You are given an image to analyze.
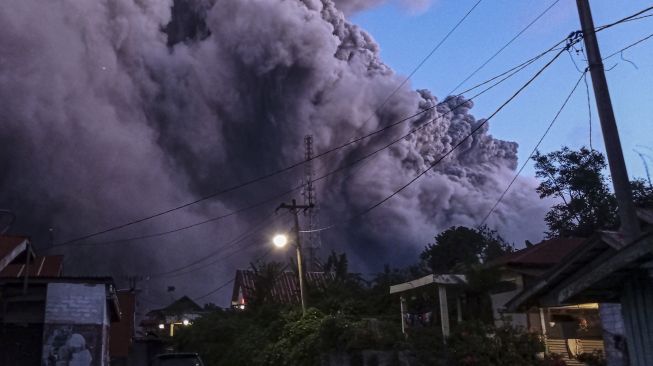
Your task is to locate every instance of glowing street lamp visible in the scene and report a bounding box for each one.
[272,234,288,248]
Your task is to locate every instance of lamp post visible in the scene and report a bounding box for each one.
[273,199,311,316]
[272,230,306,316]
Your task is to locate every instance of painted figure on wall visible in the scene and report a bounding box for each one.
[43,327,93,366]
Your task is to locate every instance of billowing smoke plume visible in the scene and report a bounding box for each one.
[0,0,548,303]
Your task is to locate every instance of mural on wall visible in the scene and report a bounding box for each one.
[42,325,103,366]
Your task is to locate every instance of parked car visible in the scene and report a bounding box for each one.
[151,353,205,366]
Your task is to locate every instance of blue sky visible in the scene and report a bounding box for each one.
[352,0,653,181]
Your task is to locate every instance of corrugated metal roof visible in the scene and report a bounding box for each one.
[0,255,63,278]
[0,235,29,271]
[231,270,333,305]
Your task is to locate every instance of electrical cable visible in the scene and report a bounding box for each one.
[603,32,653,60]
[371,0,483,116]
[304,39,576,233]
[193,248,272,302]
[54,5,645,247]
[52,35,565,248]
[146,211,287,278]
[55,43,557,247]
[150,213,292,279]
[476,70,587,228]
[447,0,561,94]
[596,5,653,31]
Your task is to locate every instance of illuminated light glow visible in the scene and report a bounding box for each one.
[182,319,190,326]
[158,324,165,329]
[239,304,246,310]
[273,234,288,248]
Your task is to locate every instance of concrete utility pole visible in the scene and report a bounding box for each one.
[277,199,313,316]
[576,0,641,241]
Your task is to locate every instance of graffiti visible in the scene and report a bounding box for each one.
[42,325,103,366]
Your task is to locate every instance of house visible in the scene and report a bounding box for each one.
[506,208,653,366]
[0,276,121,365]
[141,296,204,337]
[0,235,132,366]
[488,238,605,365]
[230,269,333,309]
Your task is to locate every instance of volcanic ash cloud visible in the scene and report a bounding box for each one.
[0,0,547,282]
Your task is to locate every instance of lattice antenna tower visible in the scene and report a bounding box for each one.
[302,135,321,266]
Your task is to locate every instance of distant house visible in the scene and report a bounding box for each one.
[231,269,333,309]
[141,296,204,337]
[488,237,605,365]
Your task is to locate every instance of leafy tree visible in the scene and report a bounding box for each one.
[533,147,653,238]
[533,147,617,238]
[420,226,512,274]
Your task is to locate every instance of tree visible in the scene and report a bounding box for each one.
[533,147,653,238]
[533,147,617,238]
[420,226,512,274]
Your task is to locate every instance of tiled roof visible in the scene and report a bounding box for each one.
[491,237,587,268]
[231,270,333,305]
[0,255,63,278]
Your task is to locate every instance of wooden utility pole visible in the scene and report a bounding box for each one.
[576,0,640,241]
[277,199,313,316]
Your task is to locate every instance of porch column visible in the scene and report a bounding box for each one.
[400,295,407,335]
[438,285,450,339]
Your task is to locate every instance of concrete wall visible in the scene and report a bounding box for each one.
[490,274,528,328]
[42,283,110,366]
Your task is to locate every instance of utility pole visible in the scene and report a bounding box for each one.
[576,0,640,241]
[277,199,313,316]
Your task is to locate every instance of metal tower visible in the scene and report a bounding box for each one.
[302,135,321,271]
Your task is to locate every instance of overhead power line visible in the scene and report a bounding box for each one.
[193,248,272,302]
[596,5,653,31]
[56,43,557,248]
[477,70,587,228]
[374,0,483,113]
[603,31,653,60]
[54,6,643,247]
[305,38,577,234]
[146,212,288,278]
[448,0,561,94]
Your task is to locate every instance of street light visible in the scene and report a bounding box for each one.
[272,234,288,248]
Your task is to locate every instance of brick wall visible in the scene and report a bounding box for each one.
[45,283,107,325]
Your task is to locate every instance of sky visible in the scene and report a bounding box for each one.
[351,0,653,180]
